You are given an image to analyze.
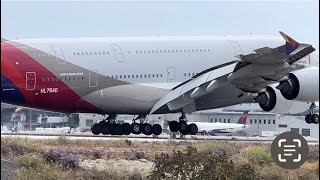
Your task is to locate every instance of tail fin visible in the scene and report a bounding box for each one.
[237,111,249,125]
[279,31,299,55]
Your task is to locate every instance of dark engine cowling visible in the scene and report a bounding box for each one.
[256,84,311,114]
[277,67,319,102]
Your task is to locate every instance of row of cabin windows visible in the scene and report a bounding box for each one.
[134,48,211,55]
[213,118,231,123]
[41,74,164,82]
[184,73,196,77]
[41,76,84,82]
[73,51,110,56]
[108,74,163,79]
[249,119,276,124]
[72,48,212,56]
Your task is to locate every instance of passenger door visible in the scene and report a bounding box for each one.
[167,67,175,82]
[26,72,36,90]
[89,70,98,87]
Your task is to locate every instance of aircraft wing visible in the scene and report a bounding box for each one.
[149,32,316,115]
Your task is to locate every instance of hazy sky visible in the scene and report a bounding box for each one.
[1,0,319,48]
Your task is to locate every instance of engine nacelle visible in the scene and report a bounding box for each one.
[256,85,311,114]
[277,66,319,101]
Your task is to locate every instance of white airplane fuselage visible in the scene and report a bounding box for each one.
[1,36,318,115]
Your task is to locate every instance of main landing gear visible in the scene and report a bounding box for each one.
[90,114,163,136]
[305,102,319,124]
[168,113,198,135]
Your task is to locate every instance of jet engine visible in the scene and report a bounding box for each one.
[255,84,311,114]
[277,66,319,102]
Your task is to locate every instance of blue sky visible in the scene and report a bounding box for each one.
[1,0,319,48]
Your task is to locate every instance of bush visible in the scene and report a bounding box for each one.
[41,148,83,169]
[246,146,272,165]
[234,164,260,180]
[1,140,30,157]
[259,164,286,180]
[16,153,45,169]
[57,136,70,145]
[308,145,319,160]
[149,145,261,180]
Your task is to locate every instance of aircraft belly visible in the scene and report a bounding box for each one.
[81,84,169,114]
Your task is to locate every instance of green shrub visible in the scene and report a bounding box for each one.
[149,146,237,180]
[295,167,319,180]
[56,136,70,145]
[259,164,286,180]
[234,163,261,180]
[16,153,45,169]
[247,146,272,165]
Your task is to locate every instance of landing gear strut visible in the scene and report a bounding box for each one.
[305,102,319,124]
[90,114,163,136]
[169,112,198,135]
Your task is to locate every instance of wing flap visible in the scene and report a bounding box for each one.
[149,62,238,114]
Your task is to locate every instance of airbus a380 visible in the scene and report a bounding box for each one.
[1,32,319,136]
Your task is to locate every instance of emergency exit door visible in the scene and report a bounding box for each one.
[167,67,175,82]
[26,72,36,90]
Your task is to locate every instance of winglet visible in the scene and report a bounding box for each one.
[279,31,299,55]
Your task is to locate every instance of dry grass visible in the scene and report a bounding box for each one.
[1,137,318,180]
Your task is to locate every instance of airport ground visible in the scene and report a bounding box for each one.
[1,135,319,180]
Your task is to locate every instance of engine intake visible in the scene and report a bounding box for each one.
[277,67,319,101]
[256,84,311,114]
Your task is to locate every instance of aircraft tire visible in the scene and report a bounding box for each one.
[179,121,188,135]
[131,123,141,134]
[141,123,153,135]
[91,123,101,135]
[101,123,110,135]
[122,123,131,135]
[152,124,162,135]
[311,114,319,124]
[169,121,179,132]
[305,114,312,124]
[115,124,124,135]
[187,123,198,135]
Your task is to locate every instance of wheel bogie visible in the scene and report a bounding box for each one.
[305,114,319,124]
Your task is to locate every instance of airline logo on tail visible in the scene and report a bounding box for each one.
[237,111,250,127]
[279,31,299,55]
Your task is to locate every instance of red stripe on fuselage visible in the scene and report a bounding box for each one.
[1,41,101,113]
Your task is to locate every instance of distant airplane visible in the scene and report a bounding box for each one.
[167,111,249,135]
[1,32,319,136]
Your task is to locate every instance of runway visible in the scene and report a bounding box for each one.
[1,132,319,145]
